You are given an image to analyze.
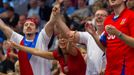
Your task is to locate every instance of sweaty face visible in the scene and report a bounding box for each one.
[23,21,37,35]
[108,0,125,7]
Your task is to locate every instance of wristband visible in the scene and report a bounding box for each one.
[118,32,123,38]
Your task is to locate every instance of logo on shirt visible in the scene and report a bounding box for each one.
[120,18,126,25]
[107,34,116,40]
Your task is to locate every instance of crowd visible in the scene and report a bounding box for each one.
[0,0,134,75]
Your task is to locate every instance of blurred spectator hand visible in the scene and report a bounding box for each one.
[9,51,18,58]
[85,21,96,35]
[2,40,12,50]
[49,3,61,23]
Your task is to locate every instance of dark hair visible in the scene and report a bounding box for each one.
[125,0,128,5]
[7,7,14,12]
[63,13,85,31]
[0,0,3,8]
[0,47,5,55]
[57,47,64,57]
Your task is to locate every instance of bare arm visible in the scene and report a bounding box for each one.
[44,3,61,38]
[10,41,54,60]
[57,16,80,43]
[118,33,134,48]
[44,21,55,38]
[0,19,13,39]
[49,1,80,43]
[66,31,79,56]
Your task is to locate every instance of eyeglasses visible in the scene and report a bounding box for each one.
[95,14,107,17]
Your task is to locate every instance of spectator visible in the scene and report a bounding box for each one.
[70,0,91,24]
[86,9,108,74]
[3,7,19,28]
[63,0,76,16]
[38,0,52,30]
[0,5,56,75]
[16,15,27,34]
[38,0,52,22]
[27,0,39,18]
[87,0,98,6]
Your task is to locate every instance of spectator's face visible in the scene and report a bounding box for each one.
[18,16,26,25]
[95,10,108,29]
[95,10,108,23]
[58,34,68,49]
[108,0,125,7]
[23,21,37,35]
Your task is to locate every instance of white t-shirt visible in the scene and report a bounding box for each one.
[79,32,106,75]
[10,29,52,75]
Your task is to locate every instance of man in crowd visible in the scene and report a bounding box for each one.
[0,4,58,75]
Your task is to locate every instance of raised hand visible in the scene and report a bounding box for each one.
[85,21,96,35]
[105,25,120,36]
[2,40,12,50]
[49,3,61,23]
[5,40,18,49]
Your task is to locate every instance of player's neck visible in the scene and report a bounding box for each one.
[113,4,126,16]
